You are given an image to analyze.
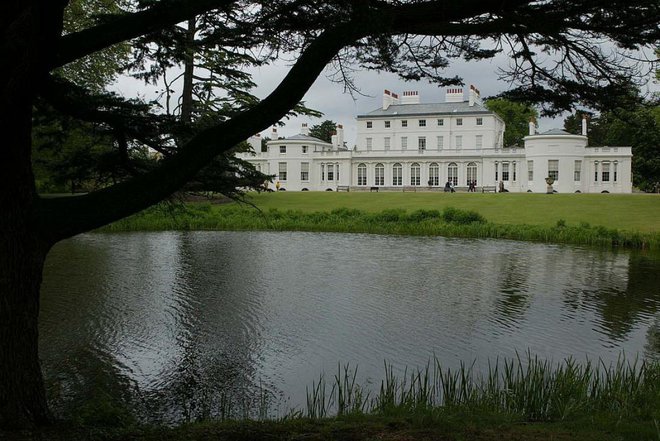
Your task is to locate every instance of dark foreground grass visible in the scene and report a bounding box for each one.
[100,202,660,250]
[5,355,660,440]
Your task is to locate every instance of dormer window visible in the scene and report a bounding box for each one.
[476,117,483,126]
[401,120,408,127]
[279,145,286,154]
[384,121,391,128]
[437,119,444,126]
[456,118,463,126]
[302,145,308,153]
[366,121,373,128]
[418,119,426,127]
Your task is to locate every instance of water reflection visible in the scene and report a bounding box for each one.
[39,232,660,423]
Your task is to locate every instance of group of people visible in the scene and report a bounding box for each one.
[444,180,478,192]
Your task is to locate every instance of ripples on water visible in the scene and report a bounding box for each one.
[39,231,660,422]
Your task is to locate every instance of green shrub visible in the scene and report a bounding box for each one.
[442,207,486,224]
[371,209,406,222]
[407,209,442,222]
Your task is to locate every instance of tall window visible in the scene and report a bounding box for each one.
[410,163,421,186]
[384,137,391,151]
[375,163,384,186]
[301,162,309,181]
[384,121,391,128]
[448,163,458,186]
[528,160,534,181]
[476,117,483,126]
[456,118,463,126]
[336,163,340,180]
[327,163,334,181]
[392,163,402,186]
[366,121,372,128]
[455,135,463,149]
[429,163,439,186]
[437,136,444,150]
[475,135,483,149]
[513,162,517,181]
[548,160,559,181]
[495,162,499,181]
[418,119,426,127]
[602,161,610,182]
[614,162,618,182]
[401,137,408,150]
[321,164,325,181]
[466,162,477,185]
[278,162,287,181]
[594,162,599,181]
[437,119,444,126]
[574,160,582,181]
[366,137,372,151]
[502,162,510,181]
[401,120,408,127]
[279,145,286,154]
[357,163,367,186]
[418,136,426,150]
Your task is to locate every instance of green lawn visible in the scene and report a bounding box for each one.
[240,192,660,233]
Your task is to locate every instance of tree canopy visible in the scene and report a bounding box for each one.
[309,120,337,144]
[485,98,538,147]
[1,0,659,428]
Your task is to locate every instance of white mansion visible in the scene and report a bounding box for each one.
[238,86,632,193]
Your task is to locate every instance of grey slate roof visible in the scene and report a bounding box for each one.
[358,101,491,118]
[537,128,573,136]
[283,134,330,144]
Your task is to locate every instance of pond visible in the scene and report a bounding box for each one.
[40,231,660,422]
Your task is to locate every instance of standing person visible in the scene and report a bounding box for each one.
[444,180,451,192]
[450,180,455,193]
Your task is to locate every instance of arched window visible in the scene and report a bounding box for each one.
[448,162,458,186]
[375,163,385,186]
[410,163,420,186]
[392,163,402,186]
[357,163,367,186]
[466,162,477,186]
[429,163,439,186]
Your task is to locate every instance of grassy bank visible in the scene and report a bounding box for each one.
[7,355,660,440]
[100,200,660,250]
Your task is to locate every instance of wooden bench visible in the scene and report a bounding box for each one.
[481,186,497,193]
[369,186,379,192]
[337,185,350,192]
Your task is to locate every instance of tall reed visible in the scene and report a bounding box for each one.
[304,353,659,423]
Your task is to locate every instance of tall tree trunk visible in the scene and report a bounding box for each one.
[0,0,65,428]
[180,17,196,125]
[0,232,51,428]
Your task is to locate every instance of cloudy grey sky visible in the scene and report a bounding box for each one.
[114,49,657,146]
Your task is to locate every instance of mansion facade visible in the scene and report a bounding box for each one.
[238,86,632,193]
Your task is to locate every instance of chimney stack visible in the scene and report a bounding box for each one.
[271,126,278,139]
[335,124,344,148]
[529,118,536,136]
[581,115,588,136]
[400,90,420,104]
[301,122,310,136]
[445,87,464,103]
[468,85,482,107]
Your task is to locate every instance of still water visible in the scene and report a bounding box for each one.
[40,231,660,422]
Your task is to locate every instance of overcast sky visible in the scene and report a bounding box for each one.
[114,49,657,146]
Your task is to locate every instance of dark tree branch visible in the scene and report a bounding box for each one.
[54,0,236,68]
[38,23,364,241]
